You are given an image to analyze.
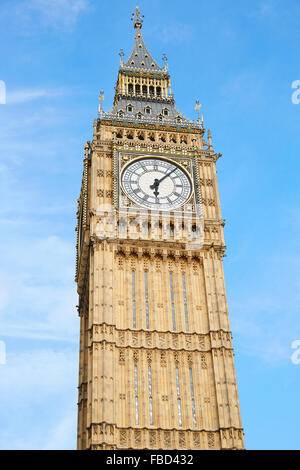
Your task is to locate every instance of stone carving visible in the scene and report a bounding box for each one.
[179,432,185,447]
[119,430,127,446]
[198,335,205,349]
[149,431,156,447]
[146,332,152,346]
[193,433,201,448]
[164,431,171,447]
[134,430,141,446]
[119,349,125,364]
[118,331,125,345]
[132,332,138,346]
[160,351,167,367]
[207,432,214,448]
[201,353,207,369]
[146,351,152,363]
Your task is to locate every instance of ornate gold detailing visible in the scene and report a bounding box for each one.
[98,90,105,115]
[131,6,144,29]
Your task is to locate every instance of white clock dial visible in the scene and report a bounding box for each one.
[121,157,192,210]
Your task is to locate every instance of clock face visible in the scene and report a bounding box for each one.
[121,157,192,210]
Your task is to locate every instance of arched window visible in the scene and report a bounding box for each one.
[191,225,199,239]
[163,108,169,116]
[127,104,133,112]
[156,87,161,97]
[180,136,187,144]
[145,106,151,115]
[128,84,133,94]
[142,222,150,236]
[118,219,126,234]
[167,224,175,237]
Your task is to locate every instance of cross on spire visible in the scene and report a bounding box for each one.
[131,6,144,29]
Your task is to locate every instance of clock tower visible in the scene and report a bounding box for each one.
[75,7,245,450]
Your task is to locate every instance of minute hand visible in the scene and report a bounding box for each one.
[156,167,177,185]
[150,167,177,196]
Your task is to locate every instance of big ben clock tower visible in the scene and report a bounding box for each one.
[75,7,245,450]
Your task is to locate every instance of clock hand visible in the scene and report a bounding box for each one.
[150,167,177,196]
[150,179,160,197]
[156,166,177,185]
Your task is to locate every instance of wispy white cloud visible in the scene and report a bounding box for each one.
[18,0,90,29]
[229,236,300,365]
[0,235,78,342]
[42,406,77,450]
[6,87,65,104]
[0,349,77,449]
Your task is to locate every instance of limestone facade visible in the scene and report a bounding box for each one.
[75,8,244,450]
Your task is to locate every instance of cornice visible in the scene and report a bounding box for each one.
[96,118,204,134]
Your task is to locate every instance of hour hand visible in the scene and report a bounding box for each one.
[150,178,160,197]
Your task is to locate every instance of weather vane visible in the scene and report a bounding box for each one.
[98,90,105,115]
[162,53,168,71]
[195,100,202,124]
[131,6,144,28]
[119,48,125,66]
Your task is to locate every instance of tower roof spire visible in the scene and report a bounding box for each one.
[99,8,202,131]
[125,6,163,73]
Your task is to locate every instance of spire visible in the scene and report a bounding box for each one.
[131,6,144,29]
[123,7,163,73]
[98,8,203,132]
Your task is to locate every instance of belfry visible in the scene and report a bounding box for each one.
[75,7,245,450]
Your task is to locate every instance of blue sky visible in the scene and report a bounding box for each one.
[0,0,299,450]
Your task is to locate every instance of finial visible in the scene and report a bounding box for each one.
[84,142,90,157]
[162,53,168,71]
[131,6,144,29]
[195,100,202,124]
[208,130,213,150]
[98,90,105,115]
[119,48,125,66]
